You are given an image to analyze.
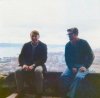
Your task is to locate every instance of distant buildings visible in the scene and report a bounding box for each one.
[0,57,18,63]
[0,51,100,74]
[0,57,11,63]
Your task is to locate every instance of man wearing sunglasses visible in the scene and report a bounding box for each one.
[60,27,94,98]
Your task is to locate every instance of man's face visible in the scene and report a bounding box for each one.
[31,34,40,43]
[67,31,78,41]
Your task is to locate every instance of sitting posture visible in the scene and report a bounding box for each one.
[60,27,94,98]
[15,30,47,98]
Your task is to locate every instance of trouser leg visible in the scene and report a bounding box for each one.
[59,69,75,97]
[15,69,24,93]
[34,66,43,94]
[68,70,89,98]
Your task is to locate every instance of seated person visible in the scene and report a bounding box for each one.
[60,27,94,98]
[15,30,47,98]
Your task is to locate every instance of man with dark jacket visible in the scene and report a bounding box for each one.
[15,30,47,98]
[60,28,94,98]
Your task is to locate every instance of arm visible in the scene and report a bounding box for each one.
[65,44,74,70]
[18,44,27,66]
[83,41,94,69]
[41,44,47,64]
[35,44,47,65]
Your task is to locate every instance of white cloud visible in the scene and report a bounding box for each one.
[0,0,100,48]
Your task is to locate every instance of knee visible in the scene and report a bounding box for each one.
[75,71,87,80]
[75,74,85,80]
[34,66,43,75]
[60,73,68,81]
[15,69,22,74]
[15,69,23,78]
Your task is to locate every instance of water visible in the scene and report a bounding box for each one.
[0,44,65,57]
[0,44,65,74]
[0,47,21,58]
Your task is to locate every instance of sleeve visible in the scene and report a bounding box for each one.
[35,44,47,65]
[83,41,94,68]
[18,44,26,66]
[65,44,74,70]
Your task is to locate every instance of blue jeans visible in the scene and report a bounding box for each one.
[60,68,89,98]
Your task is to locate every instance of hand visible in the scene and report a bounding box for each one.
[28,64,35,71]
[22,65,29,71]
[79,66,87,72]
[28,66,33,71]
[72,68,77,73]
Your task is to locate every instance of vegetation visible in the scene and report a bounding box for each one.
[0,76,11,98]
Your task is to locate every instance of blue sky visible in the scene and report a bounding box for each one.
[0,0,100,49]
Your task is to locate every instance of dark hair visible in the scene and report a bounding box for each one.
[67,27,78,35]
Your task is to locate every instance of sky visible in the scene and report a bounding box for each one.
[0,0,100,49]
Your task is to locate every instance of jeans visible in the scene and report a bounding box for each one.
[60,68,89,98]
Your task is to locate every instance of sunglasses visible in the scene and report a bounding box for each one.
[67,33,74,36]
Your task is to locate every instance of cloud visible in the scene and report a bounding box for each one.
[0,0,100,48]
